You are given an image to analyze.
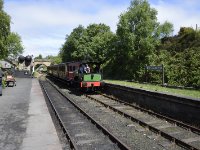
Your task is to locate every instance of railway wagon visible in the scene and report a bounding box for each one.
[47,61,104,90]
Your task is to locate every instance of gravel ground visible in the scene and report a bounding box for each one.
[40,77,70,150]
[47,76,200,150]
[92,94,200,149]
[47,78,183,150]
[0,78,31,150]
[42,79,120,150]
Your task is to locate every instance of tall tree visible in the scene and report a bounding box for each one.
[35,54,43,59]
[6,32,24,59]
[60,24,115,63]
[72,23,115,62]
[157,28,200,87]
[114,0,173,79]
[60,25,85,62]
[158,21,174,38]
[0,0,11,59]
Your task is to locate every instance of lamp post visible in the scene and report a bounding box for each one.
[0,69,2,96]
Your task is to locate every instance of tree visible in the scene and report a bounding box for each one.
[178,27,194,36]
[60,25,85,62]
[6,32,24,59]
[158,21,174,38]
[45,55,62,64]
[60,24,115,63]
[35,54,43,59]
[157,29,200,87]
[112,0,173,79]
[73,23,115,63]
[0,0,11,59]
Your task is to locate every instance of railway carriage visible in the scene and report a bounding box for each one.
[58,63,66,79]
[47,61,104,90]
[50,64,59,77]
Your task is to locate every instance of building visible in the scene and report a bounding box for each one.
[0,60,12,69]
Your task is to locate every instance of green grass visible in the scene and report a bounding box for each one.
[104,80,200,99]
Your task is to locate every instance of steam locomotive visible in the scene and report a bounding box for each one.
[47,61,104,90]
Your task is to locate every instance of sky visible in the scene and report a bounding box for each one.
[4,0,200,57]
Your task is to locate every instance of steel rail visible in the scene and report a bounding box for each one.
[40,81,78,150]
[47,75,200,149]
[100,92,200,135]
[86,94,200,150]
[46,79,131,150]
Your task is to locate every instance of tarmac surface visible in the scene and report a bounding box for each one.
[0,78,62,150]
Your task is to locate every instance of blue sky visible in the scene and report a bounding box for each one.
[4,0,200,57]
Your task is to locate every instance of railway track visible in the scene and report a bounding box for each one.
[98,92,200,134]
[105,83,200,129]
[40,79,130,150]
[46,76,189,149]
[85,93,200,150]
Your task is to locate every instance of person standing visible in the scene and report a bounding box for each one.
[79,64,84,74]
[84,64,90,73]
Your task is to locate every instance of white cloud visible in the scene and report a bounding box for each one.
[4,0,129,57]
[152,0,200,34]
[22,37,65,57]
[4,0,200,58]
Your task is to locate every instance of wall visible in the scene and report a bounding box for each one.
[104,83,200,127]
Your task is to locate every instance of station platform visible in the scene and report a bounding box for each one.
[0,78,62,150]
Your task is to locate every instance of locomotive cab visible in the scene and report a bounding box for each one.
[78,62,104,90]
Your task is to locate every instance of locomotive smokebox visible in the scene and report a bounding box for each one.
[25,55,32,66]
[18,55,25,64]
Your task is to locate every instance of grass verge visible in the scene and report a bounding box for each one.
[104,80,200,99]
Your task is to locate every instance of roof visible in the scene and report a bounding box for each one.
[0,60,12,69]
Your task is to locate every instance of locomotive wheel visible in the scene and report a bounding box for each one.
[70,80,74,87]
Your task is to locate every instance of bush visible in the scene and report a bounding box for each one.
[2,77,6,88]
